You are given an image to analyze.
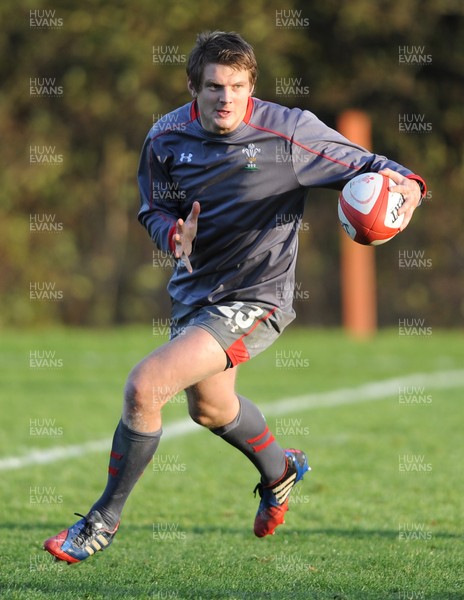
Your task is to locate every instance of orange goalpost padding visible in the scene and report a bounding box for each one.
[337,110,377,338]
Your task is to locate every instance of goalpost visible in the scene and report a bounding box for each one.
[337,110,377,338]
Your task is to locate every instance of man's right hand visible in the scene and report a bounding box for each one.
[173,201,200,273]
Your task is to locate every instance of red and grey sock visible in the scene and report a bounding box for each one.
[211,394,286,485]
[90,419,162,529]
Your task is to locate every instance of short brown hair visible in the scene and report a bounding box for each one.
[187,31,258,93]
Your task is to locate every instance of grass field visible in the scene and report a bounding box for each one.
[0,326,463,600]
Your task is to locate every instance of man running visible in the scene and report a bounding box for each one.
[44,31,425,563]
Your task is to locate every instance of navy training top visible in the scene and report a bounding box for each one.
[138,97,425,310]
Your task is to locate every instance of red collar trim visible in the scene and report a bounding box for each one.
[243,96,254,123]
[190,100,199,120]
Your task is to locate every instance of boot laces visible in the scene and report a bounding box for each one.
[72,512,102,548]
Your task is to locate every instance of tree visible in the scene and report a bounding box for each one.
[1,0,463,327]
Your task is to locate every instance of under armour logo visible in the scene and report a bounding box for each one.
[180,152,193,163]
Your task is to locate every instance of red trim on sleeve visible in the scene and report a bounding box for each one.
[248,122,360,172]
[168,224,176,253]
[406,174,427,199]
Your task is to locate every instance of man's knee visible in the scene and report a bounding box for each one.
[189,405,220,429]
[185,386,206,426]
[185,386,213,427]
[124,366,172,415]
[124,369,149,412]
[186,385,237,429]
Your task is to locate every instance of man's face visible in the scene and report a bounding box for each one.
[189,63,253,134]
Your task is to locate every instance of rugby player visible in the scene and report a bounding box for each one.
[44,31,425,563]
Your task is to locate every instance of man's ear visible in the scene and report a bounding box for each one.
[187,79,197,98]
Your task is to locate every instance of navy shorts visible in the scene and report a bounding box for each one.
[170,300,295,368]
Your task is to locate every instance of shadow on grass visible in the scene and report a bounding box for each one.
[5,578,464,600]
[1,521,461,541]
[3,521,462,600]
[185,524,461,541]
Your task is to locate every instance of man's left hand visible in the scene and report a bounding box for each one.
[379,168,422,231]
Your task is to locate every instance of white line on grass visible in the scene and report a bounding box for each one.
[1,369,463,472]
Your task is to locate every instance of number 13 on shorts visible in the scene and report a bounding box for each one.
[217,302,264,332]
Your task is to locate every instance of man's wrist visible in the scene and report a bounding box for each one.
[406,174,427,204]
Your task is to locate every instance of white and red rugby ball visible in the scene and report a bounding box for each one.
[338,172,404,245]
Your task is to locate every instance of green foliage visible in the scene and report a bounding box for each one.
[1,0,463,326]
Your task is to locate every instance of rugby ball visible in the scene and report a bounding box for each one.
[338,172,404,245]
